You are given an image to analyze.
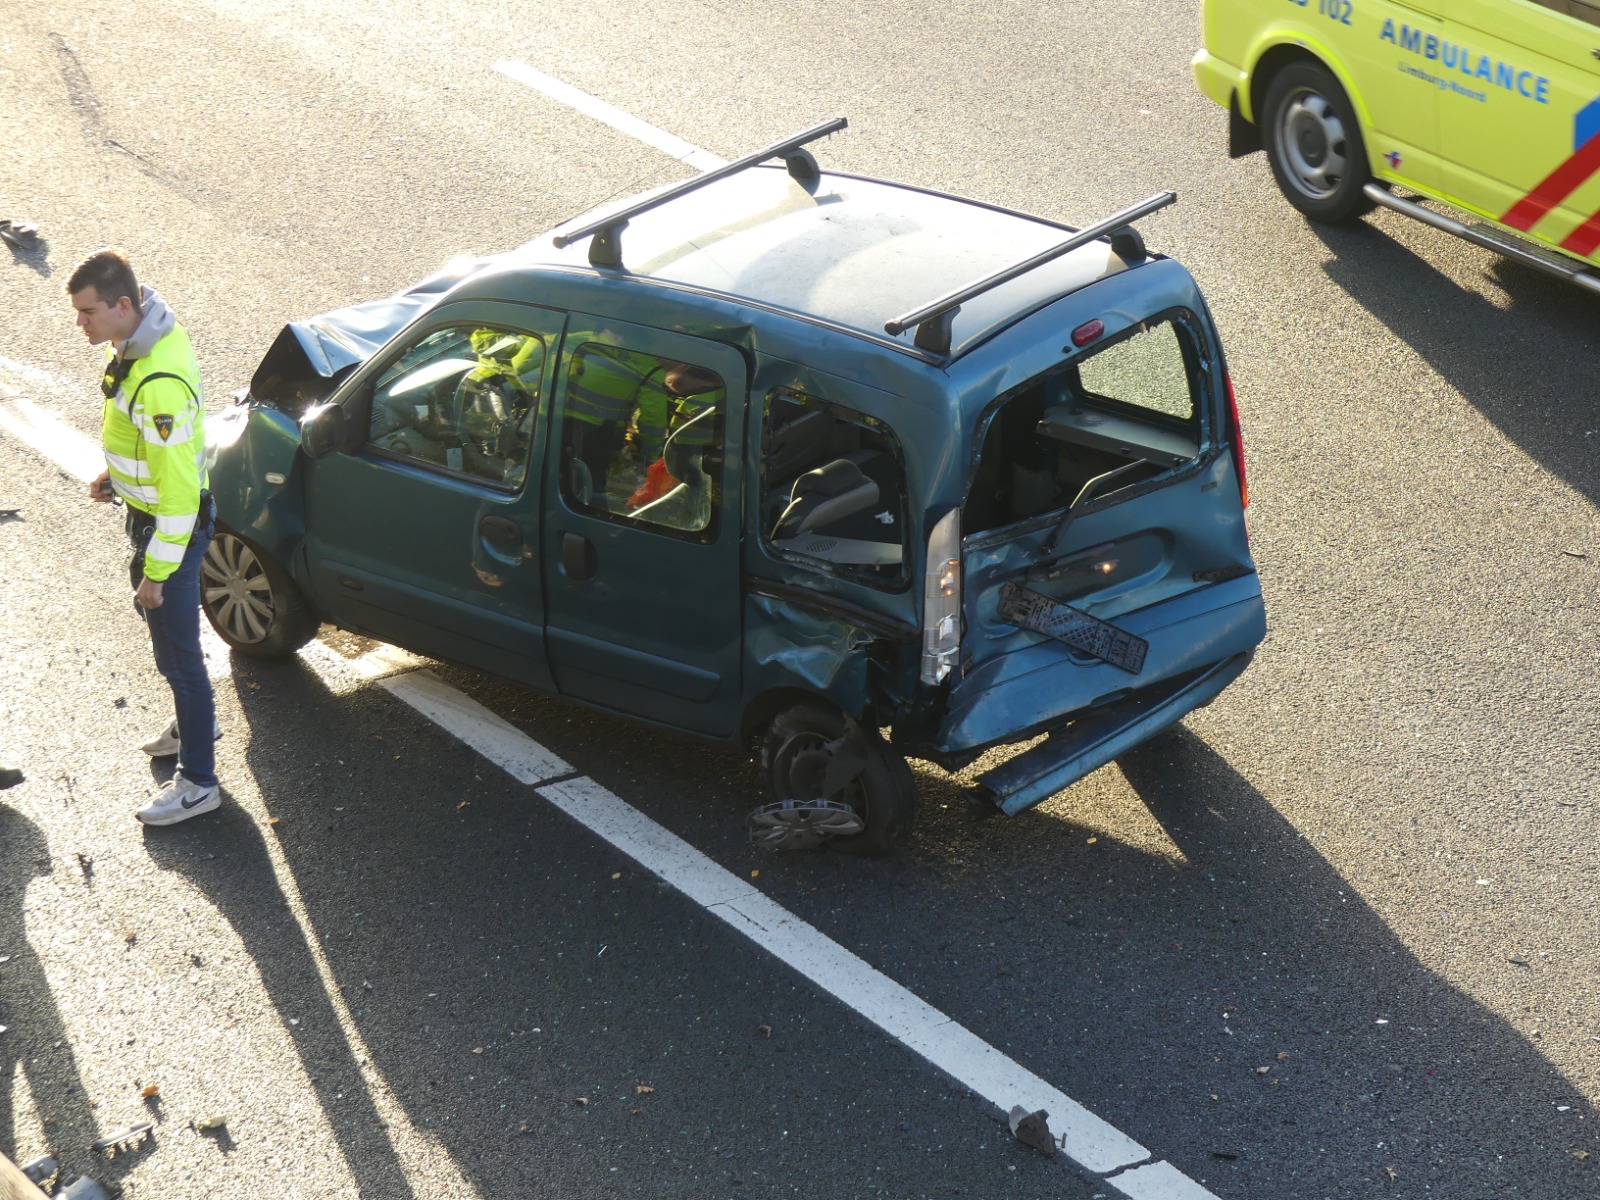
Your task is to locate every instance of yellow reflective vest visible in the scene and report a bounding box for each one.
[101,315,208,583]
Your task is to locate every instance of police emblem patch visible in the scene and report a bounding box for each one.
[154,414,175,441]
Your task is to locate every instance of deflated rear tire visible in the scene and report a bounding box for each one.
[201,528,320,659]
[758,701,916,855]
[1262,61,1375,224]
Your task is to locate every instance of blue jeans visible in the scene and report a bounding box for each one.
[133,501,217,788]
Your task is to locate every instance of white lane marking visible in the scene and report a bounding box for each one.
[200,622,236,683]
[0,390,104,481]
[379,670,572,784]
[1111,1160,1226,1200]
[538,777,1150,1175]
[301,637,429,684]
[493,61,729,172]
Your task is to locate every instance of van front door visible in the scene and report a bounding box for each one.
[541,319,746,736]
[302,301,562,689]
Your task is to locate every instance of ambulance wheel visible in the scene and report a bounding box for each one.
[1262,61,1375,224]
[759,702,916,855]
[201,529,320,659]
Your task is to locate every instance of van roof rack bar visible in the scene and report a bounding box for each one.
[553,118,849,267]
[883,191,1178,356]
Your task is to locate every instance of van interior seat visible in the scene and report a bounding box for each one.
[772,457,881,539]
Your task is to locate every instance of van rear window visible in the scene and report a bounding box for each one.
[966,313,1205,535]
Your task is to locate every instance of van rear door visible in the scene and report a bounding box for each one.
[940,305,1265,813]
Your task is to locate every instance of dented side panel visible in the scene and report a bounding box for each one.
[741,592,886,727]
[207,401,308,568]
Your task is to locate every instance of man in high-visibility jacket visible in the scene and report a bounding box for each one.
[71,249,221,826]
[564,344,672,493]
[626,362,725,511]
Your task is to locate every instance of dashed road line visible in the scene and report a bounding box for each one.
[493,61,729,172]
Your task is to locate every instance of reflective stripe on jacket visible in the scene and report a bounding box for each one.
[566,345,671,459]
[102,321,207,583]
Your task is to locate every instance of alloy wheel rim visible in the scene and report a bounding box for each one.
[201,535,274,644]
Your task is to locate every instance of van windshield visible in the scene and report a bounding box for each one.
[965,313,1205,535]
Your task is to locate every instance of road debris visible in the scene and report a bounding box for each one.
[193,1115,228,1131]
[0,219,39,248]
[1007,1105,1056,1155]
[91,1122,153,1155]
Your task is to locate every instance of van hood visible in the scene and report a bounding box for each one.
[248,252,503,412]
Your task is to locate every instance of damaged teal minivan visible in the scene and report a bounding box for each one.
[202,121,1265,853]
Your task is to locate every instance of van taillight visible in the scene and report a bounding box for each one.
[920,508,962,685]
[1224,372,1248,509]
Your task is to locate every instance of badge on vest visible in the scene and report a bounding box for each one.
[154,414,175,441]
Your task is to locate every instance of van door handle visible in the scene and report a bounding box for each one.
[562,532,598,581]
[479,515,523,549]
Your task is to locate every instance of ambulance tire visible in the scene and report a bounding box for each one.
[761,702,917,855]
[200,528,321,659]
[1262,61,1375,224]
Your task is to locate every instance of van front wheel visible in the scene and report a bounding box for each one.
[1262,61,1374,224]
[201,529,320,659]
[757,702,916,855]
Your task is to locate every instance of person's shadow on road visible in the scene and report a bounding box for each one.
[0,805,113,1183]
[139,792,421,1200]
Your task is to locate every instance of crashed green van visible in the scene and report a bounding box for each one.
[202,121,1265,853]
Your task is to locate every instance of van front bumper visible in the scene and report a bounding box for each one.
[1192,49,1241,111]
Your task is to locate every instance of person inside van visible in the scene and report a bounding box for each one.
[627,362,725,509]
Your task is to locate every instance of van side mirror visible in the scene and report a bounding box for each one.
[300,402,350,460]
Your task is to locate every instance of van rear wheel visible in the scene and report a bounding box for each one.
[1262,61,1375,224]
[756,702,916,855]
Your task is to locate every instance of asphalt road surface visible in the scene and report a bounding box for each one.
[2,2,1598,1198]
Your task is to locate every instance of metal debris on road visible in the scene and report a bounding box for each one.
[90,1121,153,1155]
[0,219,38,248]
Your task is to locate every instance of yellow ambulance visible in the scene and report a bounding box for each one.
[1194,0,1600,293]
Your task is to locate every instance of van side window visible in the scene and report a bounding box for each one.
[557,342,725,539]
[367,325,544,489]
[760,391,907,587]
[1524,0,1599,28]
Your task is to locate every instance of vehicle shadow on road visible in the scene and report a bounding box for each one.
[1101,727,1597,1198]
[0,804,106,1184]
[1310,220,1600,509]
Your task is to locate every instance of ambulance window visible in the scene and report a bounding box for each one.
[366,325,545,490]
[557,342,726,540]
[760,391,908,588]
[1524,0,1599,27]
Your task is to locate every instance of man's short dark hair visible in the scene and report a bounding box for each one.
[67,248,140,307]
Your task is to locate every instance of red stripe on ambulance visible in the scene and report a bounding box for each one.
[1501,132,1600,231]
[1559,209,1600,258]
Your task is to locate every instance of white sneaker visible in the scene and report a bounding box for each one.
[140,719,222,758]
[136,776,221,826]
